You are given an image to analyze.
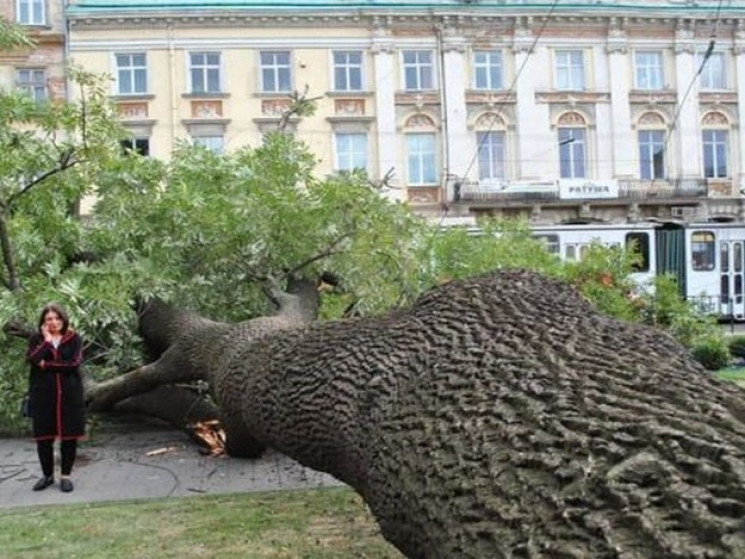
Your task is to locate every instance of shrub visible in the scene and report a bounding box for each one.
[691,337,731,371]
[727,335,745,360]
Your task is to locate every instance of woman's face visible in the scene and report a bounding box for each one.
[44,311,63,334]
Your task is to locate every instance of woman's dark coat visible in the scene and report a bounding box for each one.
[27,331,85,440]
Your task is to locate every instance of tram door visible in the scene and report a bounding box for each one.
[719,241,745,319]
[655,226,686,298]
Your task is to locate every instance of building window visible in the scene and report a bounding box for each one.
[473,50,503,90]
[17,69,46,101]
[406,133,437,185]
[477,131,505,182]
[559,127,586,178]
[333,51,363,92]
[193,136,225,154]
[702,130,728,178]
[261,51,292,93]
[335,132,367,172]
[638,129,666,180]
[17,0,44,25]
[634,51,664,90]
[699,51,726,90]
[121,138,150,156]
[189,52,221,94]
[555,50,585,91]
[402,50,435,91]
[115,53,147,95]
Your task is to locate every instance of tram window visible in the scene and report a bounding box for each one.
[721,242,729,273]
[626,233,650,272]
[534,234,560,255]
[735,243,743,273]
[736,275,743,297]
[580,245,590,260]
[691,231,715,271]
[721,275,730,305]
[566,245,577,261]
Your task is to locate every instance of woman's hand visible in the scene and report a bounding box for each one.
[41,324,52,342]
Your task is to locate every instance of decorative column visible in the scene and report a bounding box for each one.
[606,18,636,178]
[735,21,745,192]
[440,29,469,201]
[674,19,701,178]
[371,22,402,201]
[514,17,551,180]
[593,45,614,180]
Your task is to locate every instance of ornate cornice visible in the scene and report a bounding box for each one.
[535,91,611,104]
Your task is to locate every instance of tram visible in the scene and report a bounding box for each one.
[530,222,745,320]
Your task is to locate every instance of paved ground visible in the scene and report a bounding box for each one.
[0,419,342,509]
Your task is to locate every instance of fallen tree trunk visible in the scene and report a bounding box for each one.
[202,270,745,558]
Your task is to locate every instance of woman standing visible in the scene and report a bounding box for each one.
[26,303,85,493]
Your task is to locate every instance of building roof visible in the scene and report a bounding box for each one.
[66,0,745,16]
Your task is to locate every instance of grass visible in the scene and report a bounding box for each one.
[0,487,403,559]
[716,365,745,386]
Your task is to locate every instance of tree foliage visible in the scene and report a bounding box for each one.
[0,23,724,434]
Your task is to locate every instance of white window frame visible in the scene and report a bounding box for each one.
[334,132,368,172]
[558,128,587,179]
[406,132,438,185]
[17,0,44,25]
[114,52,148,95]
[477,131,505,182]
[555,50,585,91]
[699,51,726,90]
[473,50,503,90]
[702,129,729,179]
[188,51,222,95]
[260,51,292,93]
[16,68,46,101]
[638,129,666,180]
[634,50,664,90]
[332,51,364,92]
[193,135,225,154]
[402,50,436,91]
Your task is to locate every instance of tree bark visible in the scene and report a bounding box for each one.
[196,270,745,558]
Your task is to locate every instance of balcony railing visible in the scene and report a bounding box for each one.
[618,178,708,199]
[456,177,709,202]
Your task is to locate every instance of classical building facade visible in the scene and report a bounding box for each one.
[0,0,67,102]
[61,1,745,223]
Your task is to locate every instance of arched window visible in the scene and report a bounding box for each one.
[557,111,587,179]
[404,114,438,186]
[475,112,506,185]
[637,111,667,180]
[701,111,730,179]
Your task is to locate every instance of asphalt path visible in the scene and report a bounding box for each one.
[0,419,342,509]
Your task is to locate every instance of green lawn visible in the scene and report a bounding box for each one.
[716,366,745,385]
[0,487,402,559]
[716,365,745,389]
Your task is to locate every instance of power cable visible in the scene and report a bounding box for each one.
[459,0,562,188]
[662,0,725,156]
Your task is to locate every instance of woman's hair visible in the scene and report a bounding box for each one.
[38,303,70,334]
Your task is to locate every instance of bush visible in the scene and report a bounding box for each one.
[727,335,745,360]
[691,337,731,371]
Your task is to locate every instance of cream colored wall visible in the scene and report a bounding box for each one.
[69,24,375,174]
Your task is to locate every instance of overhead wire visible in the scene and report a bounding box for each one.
[662,0,725,155]
[459,0,563,187]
